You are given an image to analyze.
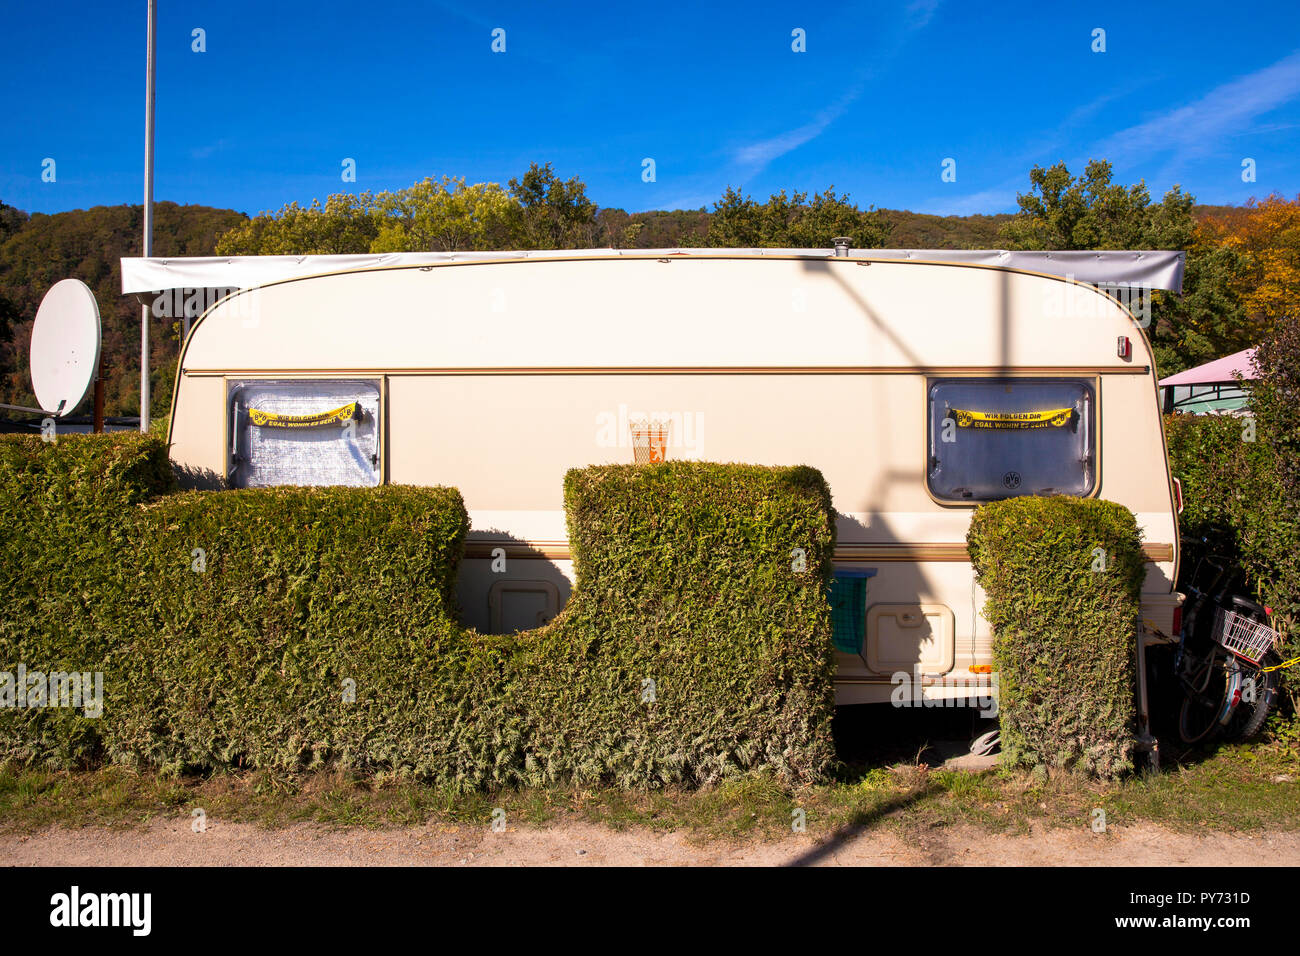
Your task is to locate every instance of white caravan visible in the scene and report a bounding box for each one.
[122,247,1185,722]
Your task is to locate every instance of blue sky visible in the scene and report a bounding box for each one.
[3,1,1299,219]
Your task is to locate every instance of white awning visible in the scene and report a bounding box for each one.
[121,248,1185,295]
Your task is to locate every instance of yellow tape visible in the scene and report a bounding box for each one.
[248,401,360,429]
[951,407,1075,429]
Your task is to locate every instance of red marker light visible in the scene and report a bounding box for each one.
[1117,335,1131,359]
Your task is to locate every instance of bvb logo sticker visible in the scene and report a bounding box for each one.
[1002,471,1021,490]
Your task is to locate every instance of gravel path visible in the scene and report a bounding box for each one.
[9,821,1300,866]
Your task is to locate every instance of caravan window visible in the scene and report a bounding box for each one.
[227,379,381,488]
[926,378,1095,502]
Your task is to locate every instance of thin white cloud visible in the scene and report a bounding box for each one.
[430,0,495,31]
[1095,48,1300,167]
[929,53,1300,218]
[913,186,1020,217]
[1249,121,1300,134]
[905,0,943,31]
[732,89,862,169]
[728,2,943,177]
[922,87,1142,218]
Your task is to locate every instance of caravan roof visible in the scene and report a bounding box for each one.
[120,248,1186,295]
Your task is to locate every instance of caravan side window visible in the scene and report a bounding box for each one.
[926,377,1095,502]
[227,379,381,488]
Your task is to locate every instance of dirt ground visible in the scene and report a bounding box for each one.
[9,820,1300,866]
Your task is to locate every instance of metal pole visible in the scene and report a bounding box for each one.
[141,0,156,433]
[93,353,104,433]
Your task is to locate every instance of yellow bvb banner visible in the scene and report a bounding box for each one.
[951,407,1074,429]
[248,401,360,429]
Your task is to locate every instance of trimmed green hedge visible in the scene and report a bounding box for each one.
[1165,413,1300,715]
[968,496,1145,777]
[1,436,836,787]
[0,434,177,766]
[519,463,838,787]
[106,485,490,780]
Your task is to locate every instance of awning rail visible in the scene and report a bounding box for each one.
[120,248,1186,295]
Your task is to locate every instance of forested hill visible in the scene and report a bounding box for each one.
[878,210,1016,248]
[0,197,1241,417]
[0,201,246,415]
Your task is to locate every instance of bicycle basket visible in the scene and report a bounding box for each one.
[1211,607,1279,665]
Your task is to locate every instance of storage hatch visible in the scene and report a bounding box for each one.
[488,579,560,634]
[866,603,955,676]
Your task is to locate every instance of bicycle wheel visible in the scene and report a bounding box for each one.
[1225,663,1279,742]
[1178,659,1231,745]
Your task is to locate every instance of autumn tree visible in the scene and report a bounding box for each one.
[1223,195,1300,492]
[1000,160,1171,249]
[507,162,600,249]
[1000,160,1245,374]
[370,177,520,252]
[703,186,891,249]
[1156,195,1299,373]
[216,166,604,255]
[214,193,380,255]
[594,208,638,248]
[1214,194,1300,331]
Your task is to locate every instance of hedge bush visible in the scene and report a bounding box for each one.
[1164,412,1300,715]
[967,496,1145,777]
[0,433,177,766]
[105,485,498,781]
[1251,314,1300,501]
[517,463,838,787]
[1,436,837,788]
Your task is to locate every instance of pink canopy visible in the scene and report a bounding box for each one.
[1159,347,1258,387]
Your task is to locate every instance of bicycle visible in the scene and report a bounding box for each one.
[1174,554,1281,746]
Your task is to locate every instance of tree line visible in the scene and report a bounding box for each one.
[211,160,1299,378]
[1,160,1296,416]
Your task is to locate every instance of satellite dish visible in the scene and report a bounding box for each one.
[30,278,101,417]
